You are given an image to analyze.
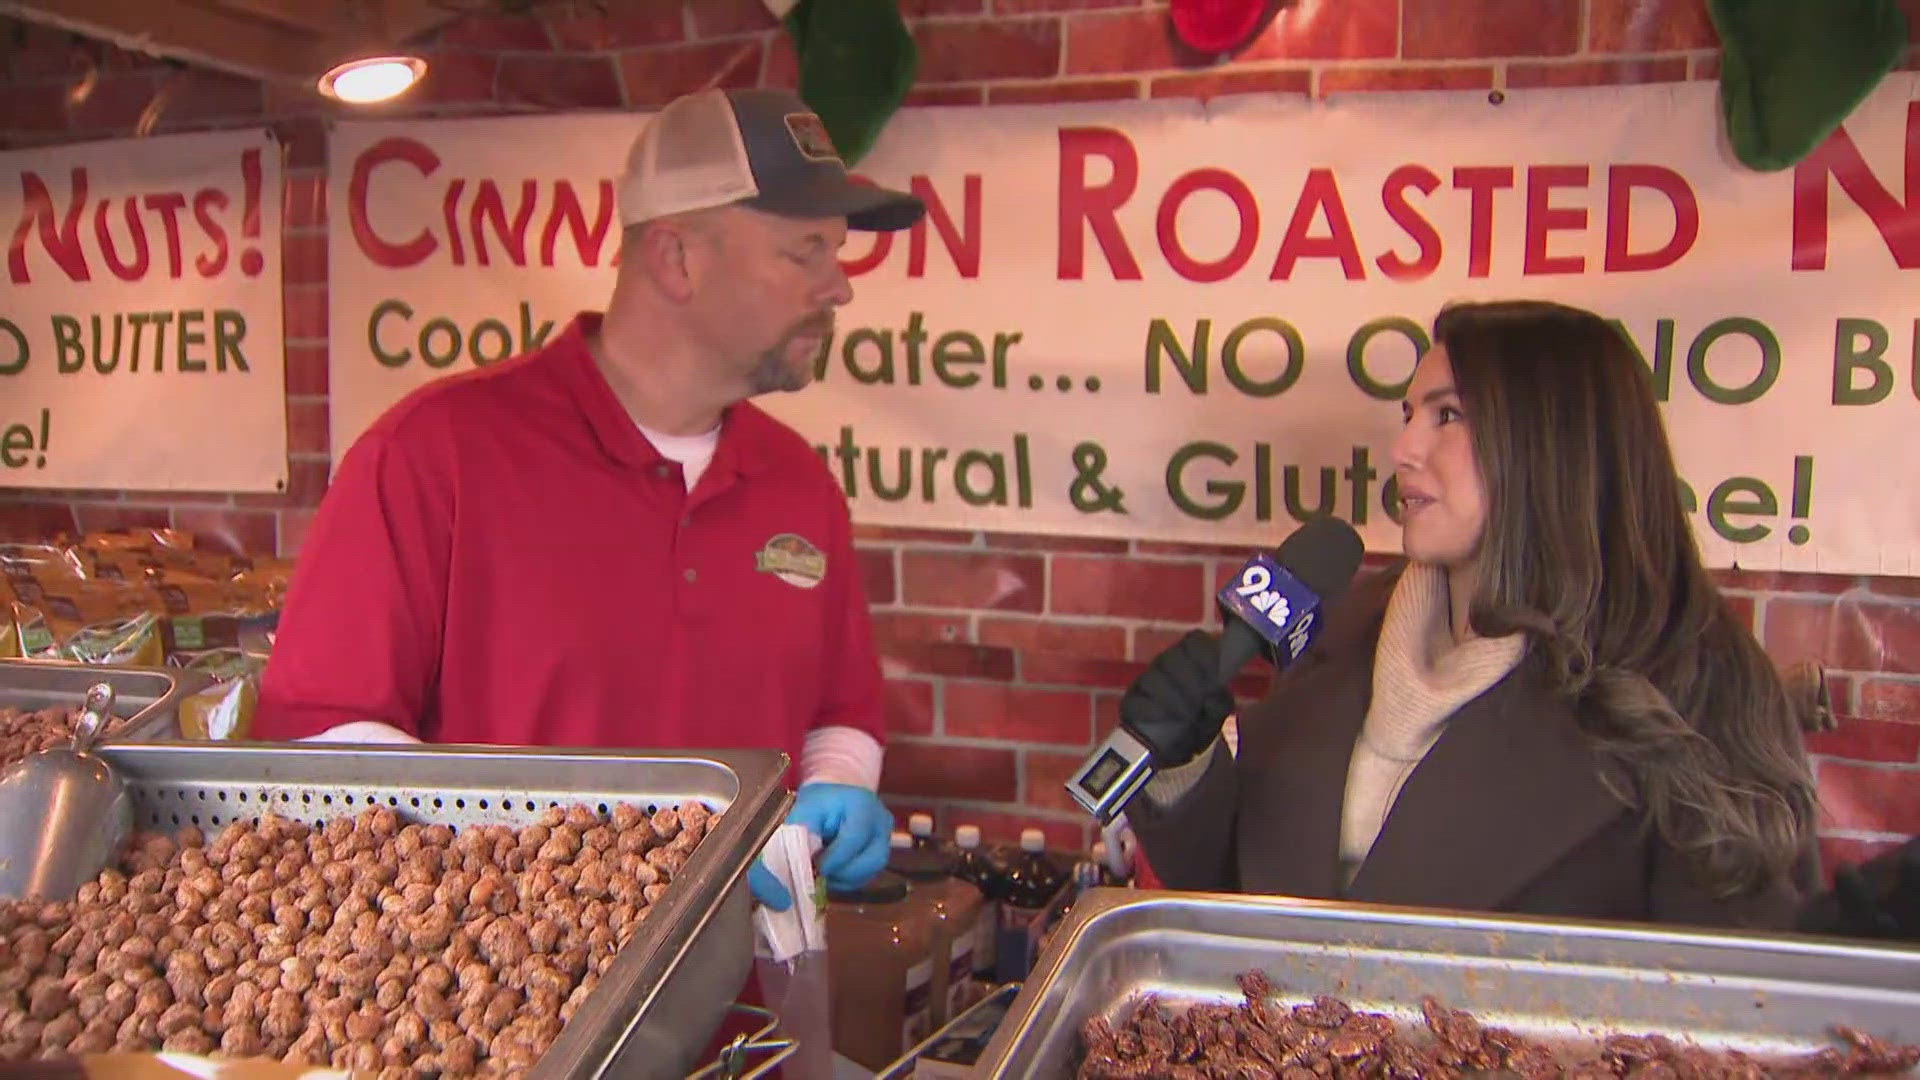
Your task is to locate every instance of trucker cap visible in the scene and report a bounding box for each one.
[618,88,925,232]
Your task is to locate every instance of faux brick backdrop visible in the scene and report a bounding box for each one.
[5,0,1920,876]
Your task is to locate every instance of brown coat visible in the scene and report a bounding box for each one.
[1131,566,1811,931]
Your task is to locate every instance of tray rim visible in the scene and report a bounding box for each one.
[974,887,1920,1076]
[89,740,795,1080]
[0,657,209,745]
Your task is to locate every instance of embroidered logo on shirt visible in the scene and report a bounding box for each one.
[755,533,827,589]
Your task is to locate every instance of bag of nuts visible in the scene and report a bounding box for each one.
[171,649,267,741]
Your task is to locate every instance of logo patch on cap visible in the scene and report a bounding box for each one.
[784,112,842,164]
[755,533,827,589]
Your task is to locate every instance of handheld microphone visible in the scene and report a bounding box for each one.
[1064,517,1365,824]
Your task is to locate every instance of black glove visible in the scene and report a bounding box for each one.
[1799,834,1920,941]
[1118,630,1235,769]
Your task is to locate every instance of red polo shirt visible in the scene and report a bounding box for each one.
[254,314,885,771]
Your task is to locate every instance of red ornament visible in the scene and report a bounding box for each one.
[1169,0,1268,55]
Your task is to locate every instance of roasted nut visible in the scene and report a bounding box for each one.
[483,987,521,1032]
[375,977,408,1012]
[417,962,453,997]
[225,981,262,1027]
[336,953,381,994]
[72,1017,117,1055]
[286,1026,328,1065]
[526,987,563,1017]
[626,857,661,889]
[345,1005,384,1043]
[643,884,671,906]
[347,1040,382,1073]
[276,956,315,995]
[609,803,644,832]
[39,1013,82,1051]
[306,906,333,935]
[232,834,267,863]
[650,807,682,841]
[554,946,590,982]
[203,944,238,975]
[644,847,688,879]
[8,929,42,972]
[393,825,421,861]
[518,823,551,852]
[587,926,616,957]
[572,860,610,895]
[221,1021,265,1058]
[134,977,172,1017]
[607,874,642,905]
[26,976,69,1021]
[111,1010,144,1051]
[317,860,352,892]
[165,1027,216,1055]
[368,807,399,837]
[480,917,531,967]
[157,1001,201,1038]
[100,980,137,1026]
[263,988,304,1040]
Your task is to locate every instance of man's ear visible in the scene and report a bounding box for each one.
[626,221,703,304]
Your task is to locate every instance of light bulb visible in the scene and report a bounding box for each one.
[318,56,426,104]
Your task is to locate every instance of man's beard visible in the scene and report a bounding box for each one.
[747,313,833,395]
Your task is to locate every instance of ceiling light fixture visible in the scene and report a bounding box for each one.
[317,55,426,104]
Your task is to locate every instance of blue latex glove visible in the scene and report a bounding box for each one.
[747,783,894,912]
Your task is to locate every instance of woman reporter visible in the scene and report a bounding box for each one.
[1122,299,1819,929]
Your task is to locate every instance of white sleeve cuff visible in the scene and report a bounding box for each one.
[800,726,883,790]
[298,721,423,745]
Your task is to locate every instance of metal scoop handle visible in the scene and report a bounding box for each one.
[71,683,115,753]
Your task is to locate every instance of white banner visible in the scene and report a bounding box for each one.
[1,129,287,493]
[328,78,1920,575]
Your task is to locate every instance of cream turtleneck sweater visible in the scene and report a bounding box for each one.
[1336,564,1523,882]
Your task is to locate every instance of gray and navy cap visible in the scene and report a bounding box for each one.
[618,88,924,232]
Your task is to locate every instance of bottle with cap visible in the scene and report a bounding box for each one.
[885,824,982,1028]
[1006,828,1064,908]
[949,824,1003,985]
[908,811,950,860]
[995,829,1065,982]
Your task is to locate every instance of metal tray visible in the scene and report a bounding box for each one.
[973,888,1920,1077]
[93,741,793,1080]
[878,983,1022,1079]
[0,658,204,746]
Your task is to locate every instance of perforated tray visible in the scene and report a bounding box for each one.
[95,741,792,1080]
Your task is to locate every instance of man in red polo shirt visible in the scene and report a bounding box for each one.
[255,87,924,912]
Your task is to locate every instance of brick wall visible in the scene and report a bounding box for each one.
[4,0,1919,874]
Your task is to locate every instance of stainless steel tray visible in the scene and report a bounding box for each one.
[94,742,793,1080]
[878,983,1022,1079]
[0,657,204,746]
[974,888,1920,1077]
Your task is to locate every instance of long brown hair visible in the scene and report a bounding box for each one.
[1433,299,1815,897]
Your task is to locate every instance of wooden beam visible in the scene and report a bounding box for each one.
[370,0,467,47]
[0,0,321,82]
[198,0,345,37]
